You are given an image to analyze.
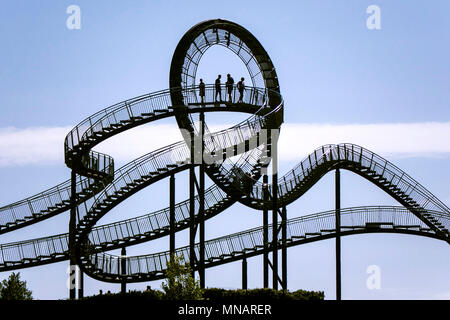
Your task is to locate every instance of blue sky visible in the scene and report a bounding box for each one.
[0,0,449,300]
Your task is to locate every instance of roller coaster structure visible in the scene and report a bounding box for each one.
[0,19,448,300]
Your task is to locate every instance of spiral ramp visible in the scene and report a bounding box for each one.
[0,19,448,290]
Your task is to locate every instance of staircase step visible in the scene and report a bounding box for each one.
[393,225,421,229]
[320,229,336,233]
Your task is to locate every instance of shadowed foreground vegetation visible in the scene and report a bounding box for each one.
[83,255,324,300]
[83,288,324,301]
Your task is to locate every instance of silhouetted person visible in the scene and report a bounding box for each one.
[226,74,234,103]
[199,78,205,105]
[215,74,222,102]
[237,77,245,103]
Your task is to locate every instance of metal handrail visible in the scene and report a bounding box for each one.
[87,206,448,278]
[0,85,277,231]
[74,86,282,227]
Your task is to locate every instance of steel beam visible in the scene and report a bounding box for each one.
[189,132,196,279]
[335,168,341,301]
[199,111,205,288]
[263,174,269,288]
[69,170,76,300]
[170,174,175,255]
[282,206,287,290]
[77,265,84,299]
[242,257,248,290]
[121,247,126,294]
[271,130,278,290]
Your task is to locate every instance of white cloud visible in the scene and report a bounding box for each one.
[278,122,450,162]
[0,126,72,167]
[0,122,449,167]
[94,124,185,165]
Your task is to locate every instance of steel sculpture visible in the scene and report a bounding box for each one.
[0,19,448,300]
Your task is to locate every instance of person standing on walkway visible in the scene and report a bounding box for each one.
[215,74,222,102]
[199,78,205,105]
[226,74,234,103]
[237,77,245,103]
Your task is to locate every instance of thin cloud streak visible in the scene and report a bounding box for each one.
[0,126,72,167]
[0,122,449,167]
[279,122,450,161]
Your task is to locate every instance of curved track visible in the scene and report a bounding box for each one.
[0,19,448,286]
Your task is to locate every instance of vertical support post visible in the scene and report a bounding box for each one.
[69,170,76,300]
[189,132,196,279]
[242,257,248,290]
[199,110,205,289]
[169,174,175,255]
[335,168,341,301]
[282,206,287,290]
[77,266,84,299]
[121,247,126,294]
[262,174,269,288]
[271,129,279,290]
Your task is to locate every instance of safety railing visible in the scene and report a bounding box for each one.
[86,206,446,278]
[74,87,277,228]
[0,185,228,266]
[251,144,450,214]
[0,174,103,231]
[2,204,448,269]
[0,233,69,265]
[182,28,268,90]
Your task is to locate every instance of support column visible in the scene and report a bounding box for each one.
[271,130,279,290]
[335,168,341,301]
[199,110,205,288]
[69,170,77,300]
[77,266,84,299]
[262,174,269,289]
[242,257,248,290]
[170,174,175,255]
[121,247,127,294]
[189,132,196,279]
[281,206,287,290]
